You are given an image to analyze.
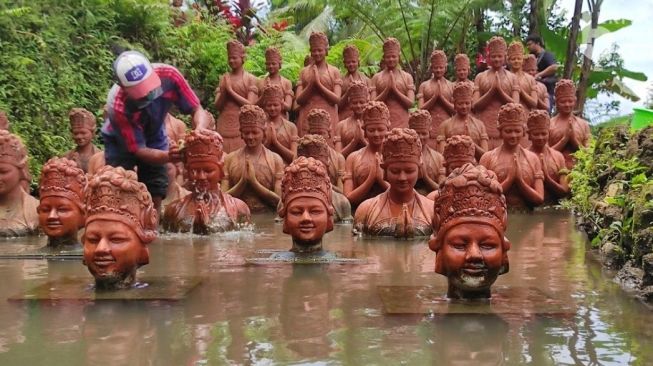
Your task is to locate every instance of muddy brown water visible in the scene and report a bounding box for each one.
[0,211,651,365]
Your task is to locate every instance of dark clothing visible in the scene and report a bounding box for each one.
[105,150,168,199]
[536,50,558,95]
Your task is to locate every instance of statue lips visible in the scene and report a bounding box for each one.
[92,256,116,272]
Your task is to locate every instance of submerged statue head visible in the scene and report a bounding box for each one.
[83,166,157,290]
[38,158,86,247]
[278,156,334,253]
[429,164,510,299]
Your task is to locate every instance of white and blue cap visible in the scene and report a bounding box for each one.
[113,51,161,100]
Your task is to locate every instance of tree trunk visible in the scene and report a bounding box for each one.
[528,0,540,35]
[576,0,602,115]
[563,0,583,79]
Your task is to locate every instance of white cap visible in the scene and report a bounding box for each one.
[113,51,161,99]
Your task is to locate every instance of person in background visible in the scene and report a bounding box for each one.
[525,34,558,111]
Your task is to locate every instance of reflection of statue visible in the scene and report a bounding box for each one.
[354,128,434,238]
[429,164,511,299]
[418,50,454,147]
[549,79,591,169]
[307,108,346,192]
[214,40,259,153]
[480,103,544,209]
[261,84,298,164]
[222,105,284,213]
[296,135,352,223]
[524,54,550,111]
[163,129,251,234]
[0,130,38,237]
[507,41,538,112]
[257,47,294,117]
[437,82,489,160]
[335,81,368,157]
[37,158,86,247]
[339,45,370,121]
[408,110,445,195]
[526,110,569,204]
[63,108,102,173]
[278,157,333,253]
[473,36,520,149]
[370,38,415,129]
[295,32,342,137]
[83,166,158,290]
[344,101,390,206]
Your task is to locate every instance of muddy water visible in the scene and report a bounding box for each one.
[0,211,652,365]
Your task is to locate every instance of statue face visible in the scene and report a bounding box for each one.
[188,161,222,192]
[71,127,93,148]
[439,223,504,293]
[309,126,330,140]
[489,52,505,70]
[264,98,283,119]
[364,124,388,147]
[523,64,537,76]
[383,51,400,70]
[414,128,430,148]
[344,57,359,73]
[455,65,469,81]
[431,62,446,79]
[349,96,367,116]
[385,162,419,194]
[508,54,523,70]
[0,162,21,196]
[228,53,244,70]
[37,196,83,239]
[310,45,326,63]
[556,96,576,114]
[83,220,143,285]
[240,126,264,148]
[284,197,330,244]
[454,99,472,116]
[528,128,549,149]
[265,59,280,75]
[500,125,524,147]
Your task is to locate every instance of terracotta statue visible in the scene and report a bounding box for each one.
[549,79,591,169]
[278,156,334,253]
[527,109,570,203]
[163,129,251,234]
[307,108,346,192]
[334,81,368,158]
[473,36,520,149]
[0,130,38,237]
[453,53,474,87]
[165,114,188,186]
[295,32,342,137]
[338,45,370,121]
[261,84,298,164]
[83,166,158,290]
[507,41,539,112]
[257,47,294,117]
[437,82,489,160]
[418,50,454,147]
[354,128,434,238]
[222,105,284,213]
[524,54,550,111]
[370,38,415,129]
[37,158,86,247]
[214,40,259,153]
[426,135,477,201]
[161,162,190,210]
[344,101,390,206]
[479,103,544,209]
[429,164,510,299]
[0,110,9,131]
[296,134,353,223]
[63,108,102,173]
[87,152,106,176]
[408,110,445,195]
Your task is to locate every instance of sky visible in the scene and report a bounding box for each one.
[557,0,653,117]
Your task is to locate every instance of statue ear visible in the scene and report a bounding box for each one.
[137,246,150,266]
[326,213,334,232]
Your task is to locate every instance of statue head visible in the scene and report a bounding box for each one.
[381,128,421,195]
[362,101,390,147]
[278,156,334,252]
[0,130,30,197]
[343,44,360,73]
[554,79,577,115]
[507,41,524,70]
[227,40,246,69]
[497,103,526,148]
[183,129,225,193]
[487,36,507,70]
[265,47,282,75]
[523,54,538,76]
[239,104,267,148]
[408,109,431,147]
[83,166,158,290]
[297,134,330,168]
[0,110,9,131]
[348,81,369,116]
[454,53,470,81]
[309,32,329,63]
[526,109,551,150]
[430,50,447,78]
[429,164,510,299]
[37,158,86,246]
[443,135,476,174]
[382,37,401,70]
[307,108,331,139]
[453,82,474,116]
[68,108,96,149]
[261,84,285,119]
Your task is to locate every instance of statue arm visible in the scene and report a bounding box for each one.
[521,88,539,109]
[214,77,227,110]
[394,78,415,109]
[246,160,281,206]
[335,155,346,192]
[421,170,441,191]
[515,157,545,205]
[344,157,376,205]
[341,130,365,157]
[338,86,349,108]
[543,167,570,197]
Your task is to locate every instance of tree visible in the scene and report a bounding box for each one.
[576,0,603,113]
[563,0,583,79]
